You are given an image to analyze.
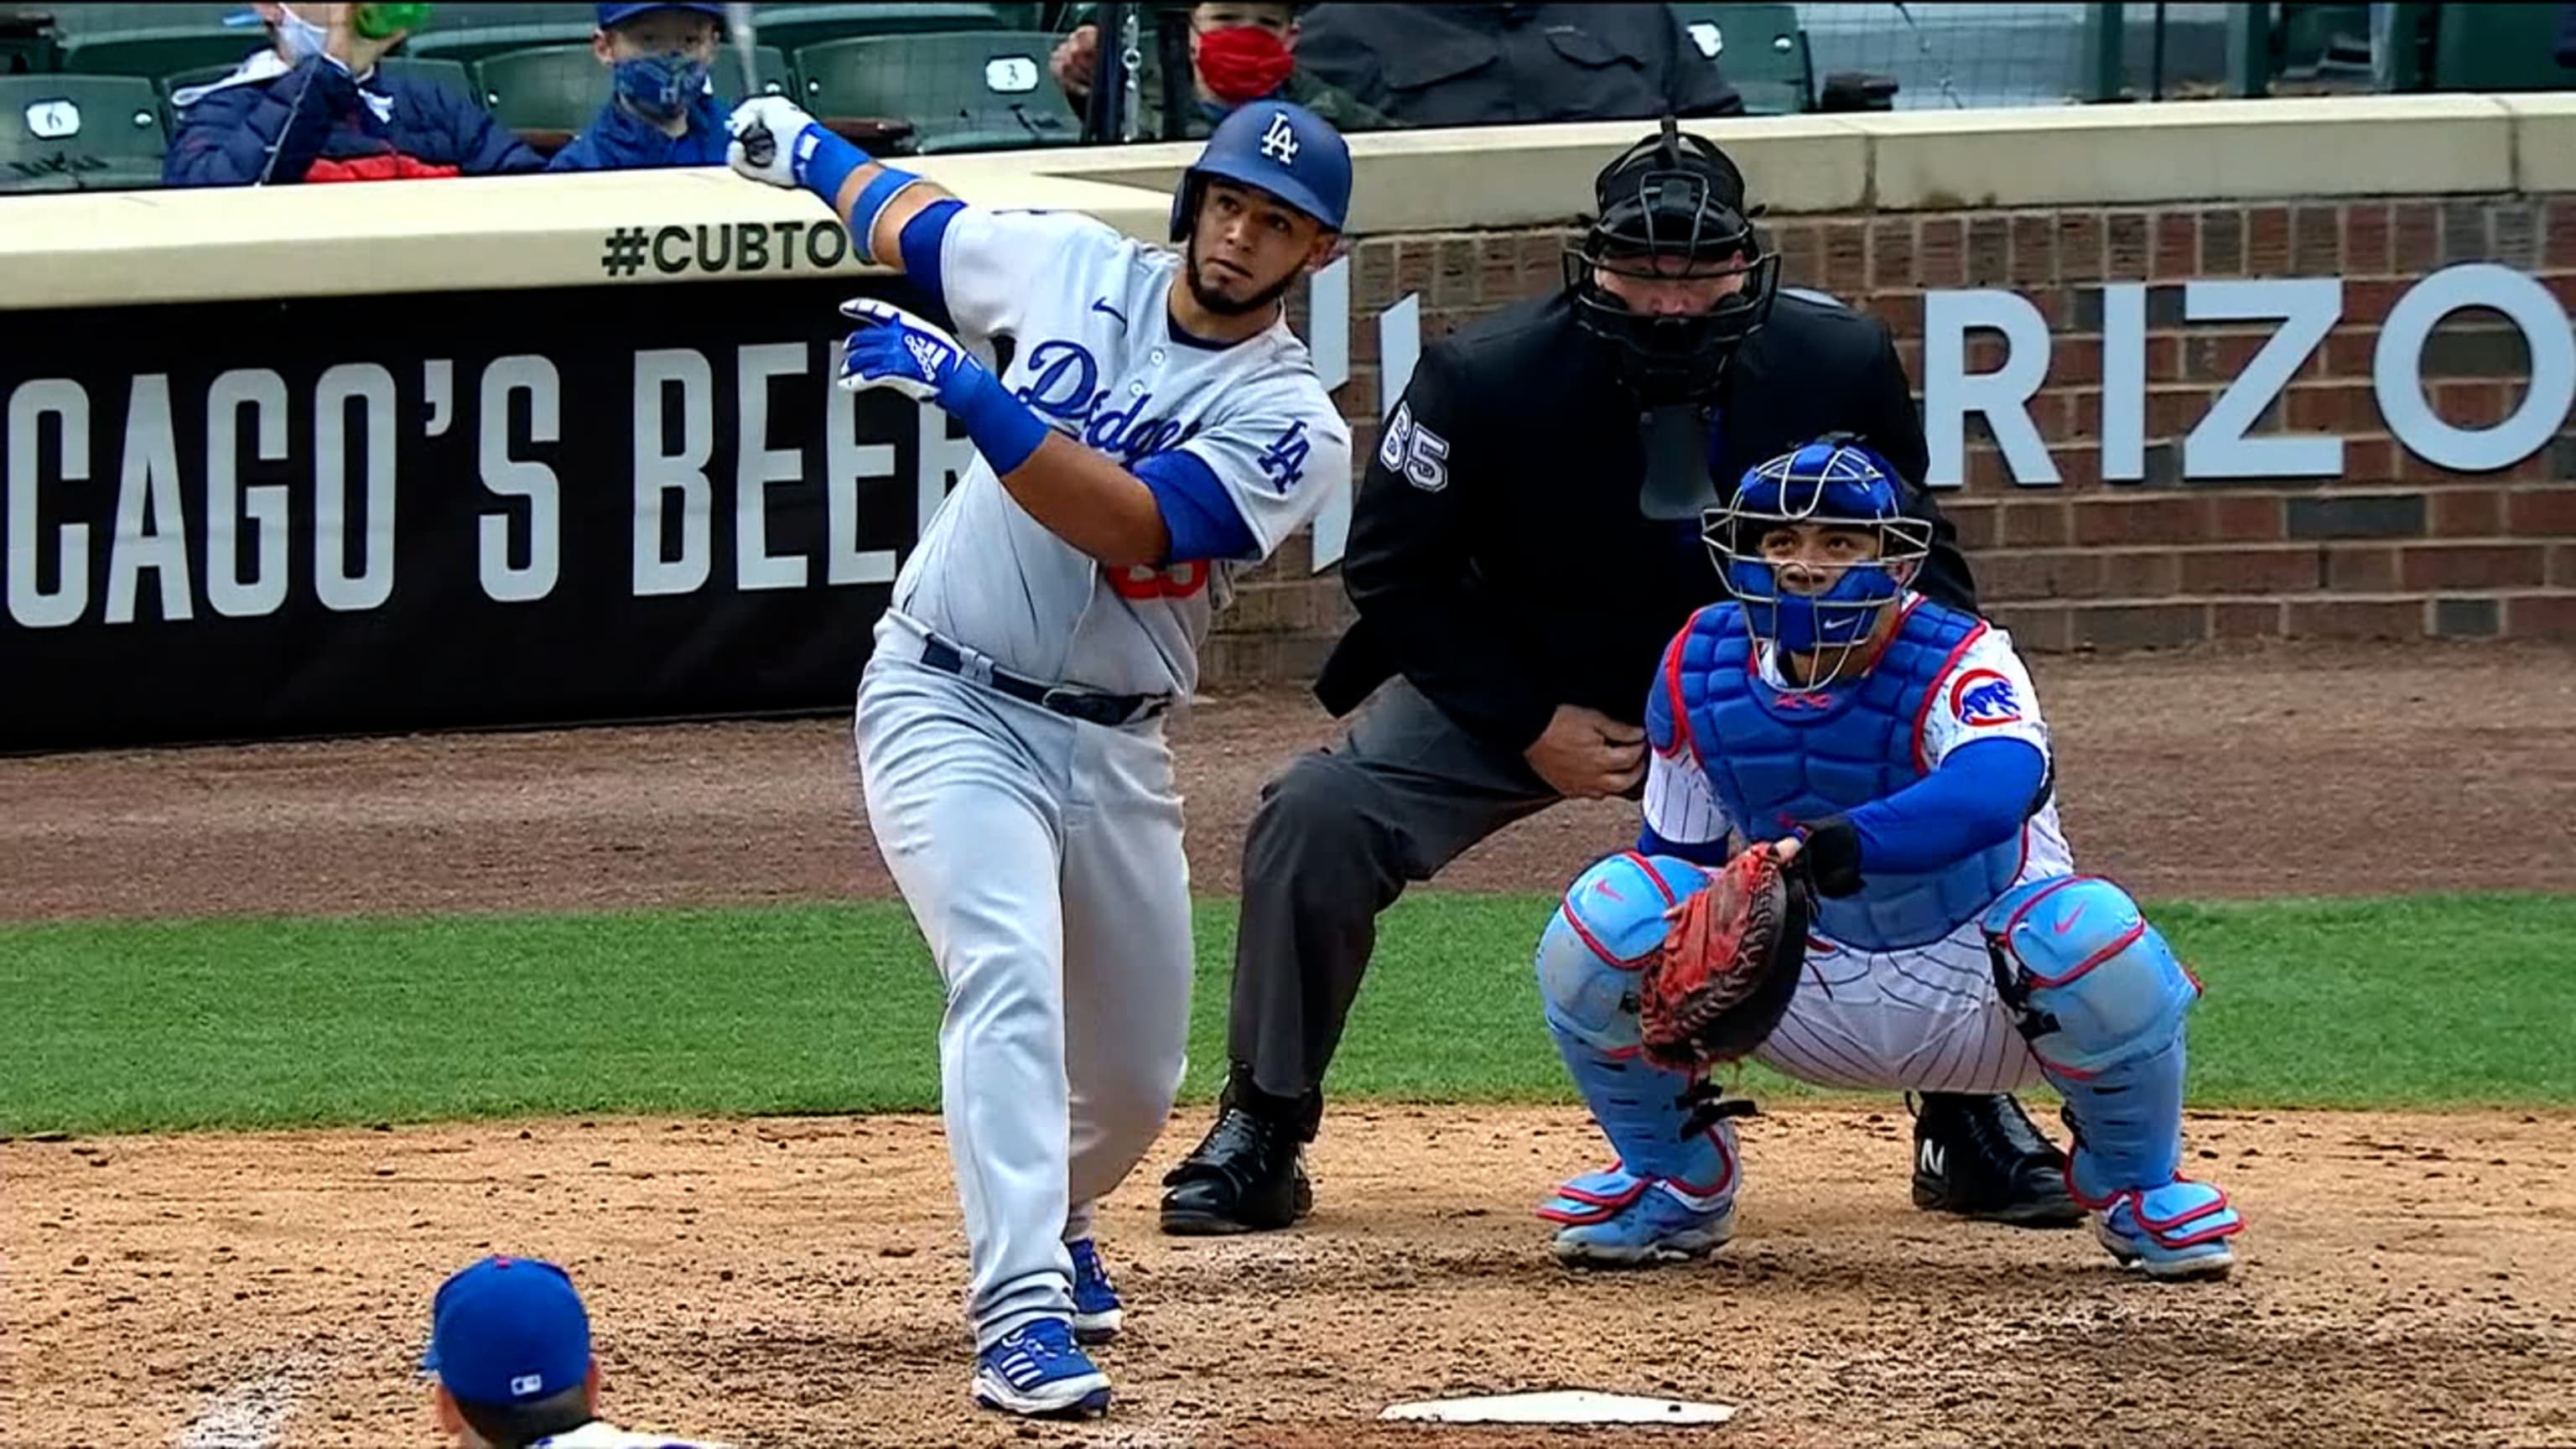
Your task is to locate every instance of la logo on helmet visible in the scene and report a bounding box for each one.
[1259,112,1299,164]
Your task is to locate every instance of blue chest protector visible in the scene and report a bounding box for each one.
[1655,600,2024,951]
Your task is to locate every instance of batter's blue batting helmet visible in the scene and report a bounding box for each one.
[1168,101,1351,242]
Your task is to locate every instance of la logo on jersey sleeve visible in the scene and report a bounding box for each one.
[1949,668,2023,728]
[1257,418,1311,492]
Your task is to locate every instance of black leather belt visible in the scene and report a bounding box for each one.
[920,637,1171,728]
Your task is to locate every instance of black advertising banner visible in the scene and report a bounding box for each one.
[1,275,980,753]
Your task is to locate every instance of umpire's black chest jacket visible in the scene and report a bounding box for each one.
[1313,290,1977,755]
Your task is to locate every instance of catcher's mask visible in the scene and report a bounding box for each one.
[1563,115,1780,403]
[1706,436,1930,685]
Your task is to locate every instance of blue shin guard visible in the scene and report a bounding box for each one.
[1983,876,2244,1280]
[1534,853,1738,1265]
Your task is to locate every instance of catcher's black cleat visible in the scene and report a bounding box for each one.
[1909,1091,2085,1228]
[1158,1068,1317,1235]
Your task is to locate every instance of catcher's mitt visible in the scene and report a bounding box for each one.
[1638,843,1813,1072]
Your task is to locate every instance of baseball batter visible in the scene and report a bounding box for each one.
[1532,438,2246,1279]
[724,97,1353,1418]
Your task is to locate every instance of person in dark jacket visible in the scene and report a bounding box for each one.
[1290,3,1742,127]
[164,2,540,186]
[2558,1,2576,68]
[548,2,734,173]
[1159,119,2080,1241]
[1051,2,1394,140]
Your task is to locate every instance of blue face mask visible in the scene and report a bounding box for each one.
[612,52,708,120]
[274,3,330,62]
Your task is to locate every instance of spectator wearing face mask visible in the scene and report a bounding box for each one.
[548,2,732,172]
[1050,2,1392,139]
[165,2,543,185]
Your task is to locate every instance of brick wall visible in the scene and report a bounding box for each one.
[1204,195,2576,689]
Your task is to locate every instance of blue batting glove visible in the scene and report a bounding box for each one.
[838,299,1052,474]
[835,298,977,408]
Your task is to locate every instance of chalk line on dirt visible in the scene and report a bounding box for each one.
[174,1353,326,1449]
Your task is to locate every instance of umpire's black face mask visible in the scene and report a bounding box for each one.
[1581,250,1773,404]
[1566,138,1778,390]
[1565,127,1783,518]
[1568,236,1780,518]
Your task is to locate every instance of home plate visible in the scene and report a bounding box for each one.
[1379,1389,1737,1426]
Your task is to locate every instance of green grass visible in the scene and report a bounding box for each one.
[3,892,2572,1135]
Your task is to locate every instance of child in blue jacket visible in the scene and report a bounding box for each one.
[548,2,733,172]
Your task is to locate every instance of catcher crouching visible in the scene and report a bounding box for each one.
[1531,436,2245,1280]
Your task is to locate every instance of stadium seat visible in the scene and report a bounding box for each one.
[381,55,480,100]
[394,0,584,63]
[411,6,794,81]
[416,2,595,27]
[2272,3,2374,79]
[752,3,1015,58]
[475,43,609,134]
[477,41,779,132]
[2432,2,2576,91]
[717,45,797,104]
[797,30,1078,153]
[1667,3,1815,115]
[0,74,168,193]
[40,2,257,77]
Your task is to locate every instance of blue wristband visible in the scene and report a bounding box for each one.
[791,122,866,210]
[846,164,920,263]
[948,368,1053,475]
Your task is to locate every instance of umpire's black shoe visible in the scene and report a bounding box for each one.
[1909,1092,2085,1228]
[1158,1068,1317,1235]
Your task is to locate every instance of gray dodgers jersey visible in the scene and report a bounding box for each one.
[887,208,1351,699]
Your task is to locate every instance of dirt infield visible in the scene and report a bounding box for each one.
[6,640,2576,1447]
[9,1108,2576,1448]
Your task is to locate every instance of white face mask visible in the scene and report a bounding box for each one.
[274,4,330,60]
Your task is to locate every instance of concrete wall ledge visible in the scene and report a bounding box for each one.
[0,161,1176,311]
[1062,95,2532,229]
[1852,94,2516,210]
[1061,115,1873,231]
[0,94,2557,311]
[2497,92,2576,195]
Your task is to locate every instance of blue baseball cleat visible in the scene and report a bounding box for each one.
[972,1319,1112,1419]
[2082,1176,2243,1281]
[1067,1237,1123,1344]
[1539,1167,1737,1267]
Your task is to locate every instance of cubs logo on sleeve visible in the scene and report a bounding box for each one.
[1919,631,2052,770]
[1949,668,2024,728]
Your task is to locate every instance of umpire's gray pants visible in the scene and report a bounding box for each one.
[1228,679,1562,1103]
